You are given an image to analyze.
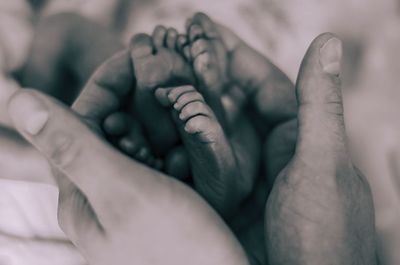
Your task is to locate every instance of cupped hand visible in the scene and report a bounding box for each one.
[265,33,376,265]
[7,87,250,265]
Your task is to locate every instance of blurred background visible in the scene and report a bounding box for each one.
[1,0,400,264]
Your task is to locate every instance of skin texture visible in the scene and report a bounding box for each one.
[95,29,261,218]
[7,11,377,264]
[14,12,262,220]
[265,33,377,265]
[0,9,378,264]
[188,13,297,264]
[69,13,297,264]
[7,89,250,265]
[155,85,245,217]
[68,16,292,259]
[129,31,194,156]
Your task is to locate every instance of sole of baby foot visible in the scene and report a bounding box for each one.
[159,85,243,218]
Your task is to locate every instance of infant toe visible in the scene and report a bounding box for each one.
[173,91,204,111]
[190,39,209,59]
[166,28,178,49]
[130,33,154,58]
[179,101,210,121]
[152,25,167,48]
[189,24,204,42]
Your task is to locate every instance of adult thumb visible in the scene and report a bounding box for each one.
[295,33,346,159]
[7,89,128,213]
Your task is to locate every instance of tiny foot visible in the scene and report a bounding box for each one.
[130,33,186,154]
[185,19,230,131]
[103,112,162,170]
[186,14,229,96]
[155,85,242,218]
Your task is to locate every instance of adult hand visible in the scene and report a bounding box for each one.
[265,33,376,264]
[8,52,249,265]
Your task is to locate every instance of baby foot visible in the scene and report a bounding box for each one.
[130,30,196,155]
[185,16,231,131]
[155,85,243,218]
[185,15,229,96]
[103,111,163,170]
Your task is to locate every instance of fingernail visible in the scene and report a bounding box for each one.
[8,92,49,135]
[320,37,342,75]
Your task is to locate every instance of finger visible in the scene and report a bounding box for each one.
[295,33,345,158]
[7,90,132,217]
[152,25,167,48]
[214,21,297,126]
[72,50,134,126]
[166,28,178,49]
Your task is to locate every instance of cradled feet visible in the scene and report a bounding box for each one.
[155,85,243,218]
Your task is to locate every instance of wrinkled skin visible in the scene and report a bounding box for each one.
[265,33,376,265]
[14,11,376,265]
[7,89,250,265]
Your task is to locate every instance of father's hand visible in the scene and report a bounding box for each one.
[266,33,376,264]
[7,88,249,265]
